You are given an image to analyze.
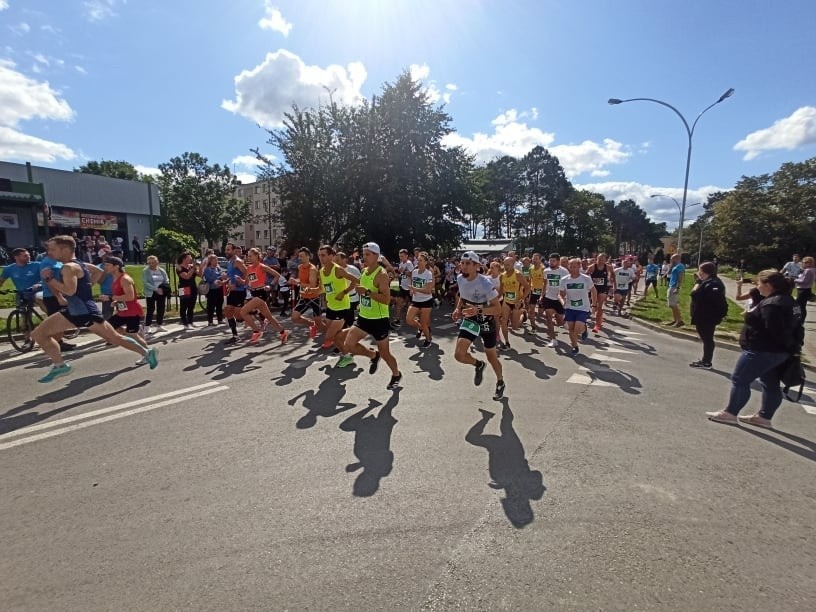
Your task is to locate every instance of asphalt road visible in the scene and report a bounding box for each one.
[1,309,815,611]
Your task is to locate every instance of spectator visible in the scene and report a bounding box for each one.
[781,253,802,279]
[689,262,728,369]
[666,253,686,327]
[200,253,225,326]
[131,236,142,264]
[706,270,799,427]
[142,255,169,334]
[735,277,762,309]
[794,256,814,323]
[111,235,125,257]
[176,252,198,329]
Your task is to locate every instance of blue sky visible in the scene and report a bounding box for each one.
[2,0,815,229]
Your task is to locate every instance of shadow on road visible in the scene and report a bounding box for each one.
[465,400,546,528]
[574,354,642,394]
[340,390,401,497]
[288,363,362,429]
[408,344,445,381]
[0,368,148,434]
[740,426,816,463]
[505,347,558,380]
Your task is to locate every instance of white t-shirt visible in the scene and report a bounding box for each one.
[544,266,569,300]
[411,268,434,302]
[660,263,670,276]
[345,264,361,303]
[560,273,592,312]
[614,267,635,290]
[398,260,415,290]
[489,274,501,294]
[456,273,498,305]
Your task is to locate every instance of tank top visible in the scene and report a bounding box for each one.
[112,274,144,317]
[299,263,320,299]
[529,265,545,294]
[65,259,100,316]
[320,264,350,311]
[590,264,610,291]
[358,265,390,320]
[227,258,244,291]
[500,270,520,304]
[245,262,266,290]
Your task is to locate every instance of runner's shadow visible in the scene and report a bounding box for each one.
[271,350,330,386]
[465,400,545,528]
[183,340,229,371]
[574,354,642,394]
[288,364,362,429]
[508,348,557,380]
[339,390,401,497]
[409,346,445,381]
[599,333,657,355]
[0,371,147,435]
[206,350,263,380]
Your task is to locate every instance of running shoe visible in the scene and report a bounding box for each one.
[250,330,262,343]
[581,328,588,341]
[592,326,600,334]
[548,338,557,348]
[280,330,290,345]
[369,351,381,374]
[155,325,167,333]
[737,414,773,429]
[689,361,712,369]
[674,320,685,328]
[225,335,240,345]
[493,380,505,400]
[416,329,422,339]
[706,410,738,425]
[38,362,72,383]
[135,356,147,366]
[321,339,334,349]
[387,373,403,389]
[422,339,431,348]
[474,360,486,386]
[309,322,318,338]
[571,346,579,356]
[391,319,402,328]
[336,354,355,368]
[146,348,159,370]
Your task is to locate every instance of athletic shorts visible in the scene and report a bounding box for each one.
[326,307,354,327]
[354,315,391,341]
[42,295,61,316]
[108,314,142,333]
[399,288,411,300]
[614,289,630,297]
[667,288,680,307]
[564,309,590,324]
[457,316,497,349]
[645,278,657,286]
[226,291,246,307]
[295,297,322,317]
[410,299,434,309]
[541,297,565,315]
[503,301,520,311]
[59,308,105,328]
[250,288,269,300]
[529,292,542,305]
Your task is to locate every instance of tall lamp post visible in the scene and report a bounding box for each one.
[650,194,702,257]
[609,88,734,252]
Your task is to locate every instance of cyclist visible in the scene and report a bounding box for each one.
[0,247,42,301]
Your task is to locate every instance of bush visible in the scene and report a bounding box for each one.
[144,228,199,265]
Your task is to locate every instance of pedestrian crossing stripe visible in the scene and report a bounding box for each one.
[587,353,630,363]
[436,323,457,330]
[565,372,616,387]
[593,347,635,354]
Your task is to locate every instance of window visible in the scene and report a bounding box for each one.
[263,229,268,238]
[256,230,261,239]
[255,202,260,210]
[254,185,260,194]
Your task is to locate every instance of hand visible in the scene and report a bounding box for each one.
[154,288,163,296]
[451,309,461,322]
[462,306,478,317]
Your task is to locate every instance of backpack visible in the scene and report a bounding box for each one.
[780,302,806,402]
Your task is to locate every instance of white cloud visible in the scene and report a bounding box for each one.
[409,63,454,104]
[10,22,30,35]
[550,138,629,178]
[236,173,258,185]
[445,83,457,91]
[75,65,87,74]
[0,1,9,11]
[0,59,75,161]
[258,1,292,36]
[734,106,816,160]
[134,165,160,178]
[32,53,48,65]
[591,170,610,177]
[575,180,728,228]
[84,0,124,22]
[222,49,367,128]
[232,154,275,169]
[0,126,75,162]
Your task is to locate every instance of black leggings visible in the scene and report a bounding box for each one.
[796,288,812,323]
[206,290,224,324]
[695,322,716,364]
[145,294,166,326]
[179,295,196,325]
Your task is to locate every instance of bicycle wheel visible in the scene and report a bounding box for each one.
[7,309,42,352]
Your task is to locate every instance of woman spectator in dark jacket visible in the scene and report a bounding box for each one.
[794,255,814,323]
[689,261,728,369]
[707,270,798,428]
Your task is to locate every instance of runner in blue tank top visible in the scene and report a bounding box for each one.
[30,235,159,383]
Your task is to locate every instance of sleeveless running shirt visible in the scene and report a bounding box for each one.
[112,274,144,317]
[65,259,100,316]
[299,263,320,299]
[590,264,610,292]
[358,265,390,319]
[320,264,350,311]
[245,262,267,290]
[500,270,520,304]
[529,265,545,295]
[227,258,244,291]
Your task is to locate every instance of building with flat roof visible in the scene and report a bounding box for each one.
[0,161,160,256]
[231,180,285,250]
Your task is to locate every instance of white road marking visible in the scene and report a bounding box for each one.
[587,353,630,363]
[436,323,457,330]
[0,385,227,451]
[565,372,616,387]
[593,347,635,354]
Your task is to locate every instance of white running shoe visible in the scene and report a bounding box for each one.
[155,325,167,333]
[135,356,147,366]
[548,338,557,348]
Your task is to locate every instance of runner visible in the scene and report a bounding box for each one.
[393,249,415,327]
[38,240,76,351]
[499,256,530,350]
[333,251,361,368]
[644,256,660,297]
[526,253,546,333]
[612,257,636,316]
[452,251,505,400]
[317,244,358,350]
[406,251,435,347]
[30,235,157,382]
[239,248,289,344]
[340,242,402,390]
[291,247,325,338]
[541,252,568,348]
[587,253,614,333]
[104,256,150,364]
[560,258,597,356]
[222,242,248,345]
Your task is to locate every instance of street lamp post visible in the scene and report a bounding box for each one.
[650,194,702,257]
[609,88,734,252]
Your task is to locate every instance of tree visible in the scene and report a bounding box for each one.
[157,152,248,248]
[74,160,142,181]
[144,228,200,263]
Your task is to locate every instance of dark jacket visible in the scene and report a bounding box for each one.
[739,292,797,353]
[690,276,728,326]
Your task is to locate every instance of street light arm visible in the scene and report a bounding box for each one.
[611,97,691,137]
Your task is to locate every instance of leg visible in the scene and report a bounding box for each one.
[90,322,148,356]
[454,336,477,365]
[696,322,716,364]
[30,312,74,366]
[544,308,556,339]
[500,304,511,343]
[419,307,432,340]
[405,306,420,332]
[375,336,399,376]
[156,294,166,325]
[484,346,502,380]
[725,351,766,416]
[145,296,156,327]
[343,325,376,359]
[239,299,263,331]
[757,359,786,420]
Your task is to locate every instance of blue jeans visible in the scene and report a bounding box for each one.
[725,350,789,419]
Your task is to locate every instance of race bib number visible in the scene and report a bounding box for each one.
[324,282,334,294]
[413,278,425,288]
[360,295,372,308]
[547,274,561,284]
[570,298,584,308]
[617,281,630,290]
[505,291,516,301]
[565,282,584,290]
[115,301,127,312]
[532,288,542,295]
[180,286,192,297]
[593,277,605,285]
[460,318,481,335]
[247,273,257,282]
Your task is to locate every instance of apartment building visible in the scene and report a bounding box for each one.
[232,180,285,249]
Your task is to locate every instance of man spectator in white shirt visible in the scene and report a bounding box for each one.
[781,254,802,279]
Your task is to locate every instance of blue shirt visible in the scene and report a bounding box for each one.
[645,263,659,280]
[39,256,63,298]
[202,266,222,285]
[669,263,686,288]
[1,262,41,291]
[97,263,114,295]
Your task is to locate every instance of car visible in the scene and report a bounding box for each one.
[217,257,228,269]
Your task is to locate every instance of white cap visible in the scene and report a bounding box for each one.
[460,251,480,263]
[362,242,381,255]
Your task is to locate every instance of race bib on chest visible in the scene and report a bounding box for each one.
[460,318,481,335]
[247,273,257,282]
[570,298,584,307]
[413,278,426,288]
[593,277,605,285]
[505,291,516,301]
[324,282,334,294]
[180,286,192,297]
[115,301,127,312]
[532,288,542,295]
[360,295,372,308]
[547,274,560,284]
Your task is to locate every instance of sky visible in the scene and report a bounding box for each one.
[2,0,816,230]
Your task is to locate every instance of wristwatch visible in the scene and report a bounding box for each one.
[477,307,483,315]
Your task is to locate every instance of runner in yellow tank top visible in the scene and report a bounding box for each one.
[499,256,530,350]
[526,253,546,333]
[317,244,359,353]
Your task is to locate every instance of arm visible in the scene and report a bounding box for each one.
[461,294,502,319]
[45,262,79,296]
[518,274,531,299]
[177,265,196,280]
[114,275,137,302]
[368,269,391,305]
[334,266,359,297]
[259,263,281,282]
[142,268,156,295]
[590,285,598,305]
[308,267,323,295]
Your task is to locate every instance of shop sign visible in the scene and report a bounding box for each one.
[80,213,118,230]
[0,212,19,229]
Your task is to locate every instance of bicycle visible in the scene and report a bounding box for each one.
[2,289,80,352]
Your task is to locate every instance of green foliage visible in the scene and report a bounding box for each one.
[157,152,248,247]
[74,160,142,181]
[144,228,200,264]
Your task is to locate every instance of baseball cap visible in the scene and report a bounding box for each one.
[105,256,124,269]
[460,251,480,263]
[362,242,381,255]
